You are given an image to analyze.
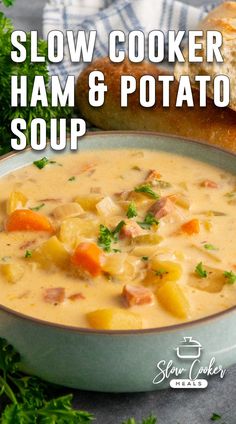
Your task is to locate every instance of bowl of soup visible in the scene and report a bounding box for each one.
[0,132,235,392]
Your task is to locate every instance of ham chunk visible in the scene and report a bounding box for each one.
[43,287,65,304]
[145,169,162,183]
[201,180,219,188]
[123,284,153,306]
[68,293,85,301]
[149,197,175,219]
[121,221,145,238]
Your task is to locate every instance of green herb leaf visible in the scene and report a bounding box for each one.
[195,262,208,279]
[126,202,137,219]
[33,157,50,169]
[1,0,14,7]
[97,225,112,252]
[24,250,32,259]
[30,203,45,212]
[0,17,71,155]
[211,413,222,421]
[112,221,125,240]
[68,176,76,182]
[204,244,218,251]
[0,338,94,423]
[224,270,236,285]
[97,221,125,252]
[138,213,159,230]
[122,416,157,424]
[142,256,149,261]
[134,184,159,199]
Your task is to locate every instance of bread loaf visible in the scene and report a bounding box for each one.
[175,2,236,112]
[76,57,236,153]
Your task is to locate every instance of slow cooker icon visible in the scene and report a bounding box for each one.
[175,337,203,359]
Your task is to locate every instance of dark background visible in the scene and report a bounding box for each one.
[4,0,235,423]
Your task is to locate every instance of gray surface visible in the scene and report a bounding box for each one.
[2,0,236,423]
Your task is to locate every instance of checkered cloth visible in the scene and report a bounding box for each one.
[43,0,217,82]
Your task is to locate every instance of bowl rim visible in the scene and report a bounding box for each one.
[0,130,235,336]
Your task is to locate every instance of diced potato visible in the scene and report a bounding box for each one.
[96,196,122,217]
[203,220,213,232]
[0,263,24,283]
[157,281,189,319]
[7,191,28,215]
[173,193,190,210]
[131,246,160,257]
[144,260,182,287]
[102,253,127,275]
[134,233,163,245]
[32,236,69,269]
[150,259,182,283]
[59,217,99,249]
[190,266,225,293]
[74,194,102,212]
[128,191,154,205]
[52,203,84,221]
[87,308,142,330]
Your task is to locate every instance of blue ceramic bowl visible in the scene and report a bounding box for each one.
[0,132,235,393]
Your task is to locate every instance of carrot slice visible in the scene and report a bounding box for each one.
[181,219,200,235]
[71,242,104,277]
[6,209,54,233]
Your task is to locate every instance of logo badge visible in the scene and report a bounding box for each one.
[153,337,227,389]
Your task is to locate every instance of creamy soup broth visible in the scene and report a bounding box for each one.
[0,149,235,330]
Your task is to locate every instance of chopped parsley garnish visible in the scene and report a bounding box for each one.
[122,417,157,424]
[113,221,126,240]
[113,248,121,253]
[204,244,218,251]
[142,256,149,261]
[68,176,76,181]
[98,221,125,252]
[223,270,236,285]
[195,262,208,278]
[33,158,61,169]
[24,250,32,258]
[33,157,50,169]
[126,202,137,219]
[30,203,45,212]
[0,337,93,423]
[211,413,222,421]
[138,213,159,230]
[134,184,159,199]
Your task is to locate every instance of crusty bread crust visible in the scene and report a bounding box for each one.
[76,57,236,153]
[175,2,236,112]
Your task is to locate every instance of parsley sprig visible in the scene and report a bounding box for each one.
[30,203,45,212]
[98,221,125,252]
[122,417,157,424]
[0,14,71,155]
[195,262,208,278]
[224,270,236,285]
[1,0,14,6]
[204,244,218,251]
[134,184,159,200]
[138,213,159,230]
[0,338,93,423]
[126,202,137,219]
